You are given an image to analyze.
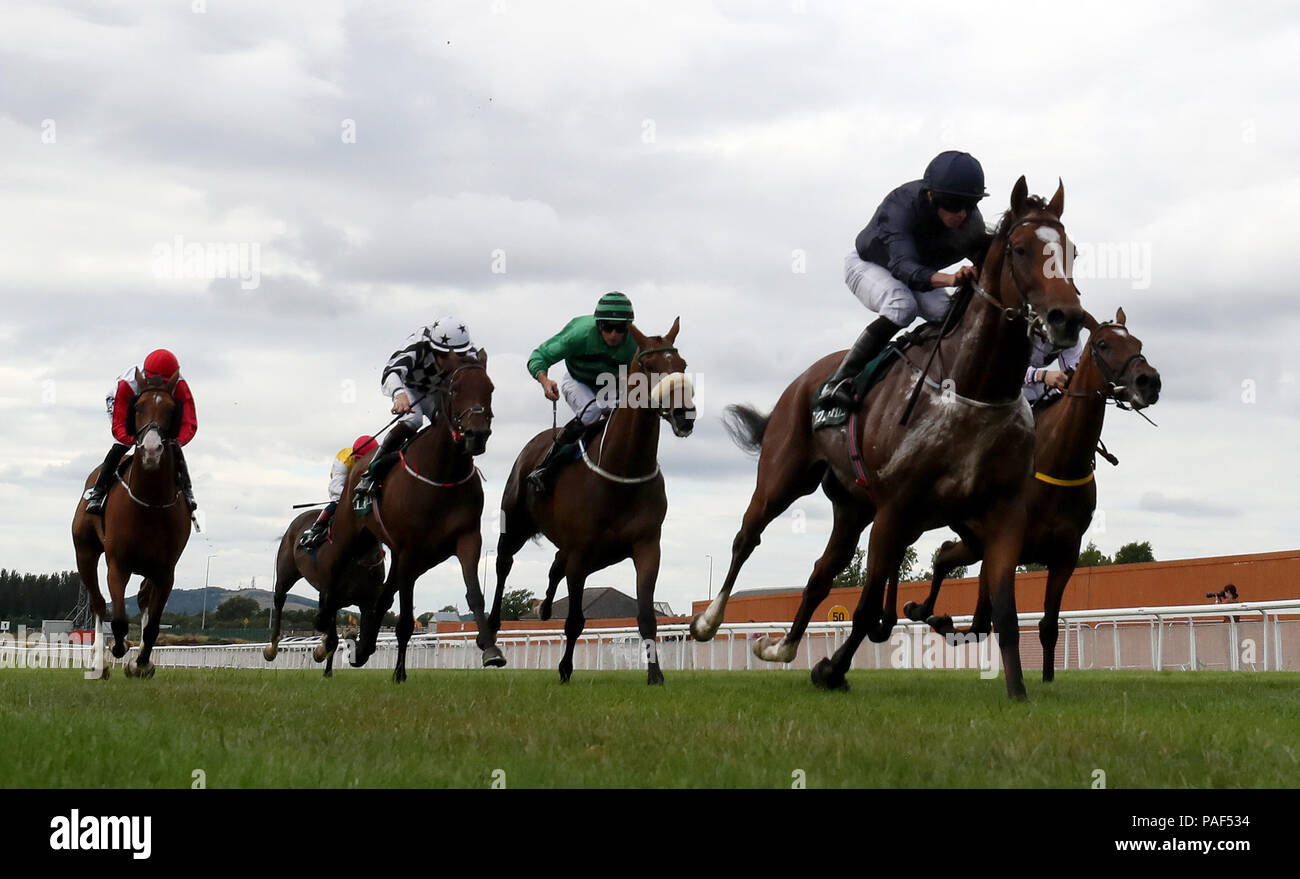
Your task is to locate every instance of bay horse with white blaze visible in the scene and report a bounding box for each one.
[72,370,192,679]
[342,351,496,682]
[693,177,1085,700]
[905,307,1161,681]
[490,320,695,685]
[264,508,386,676]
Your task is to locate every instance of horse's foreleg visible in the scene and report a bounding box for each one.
[264,555,300,662]
[491,528,530,636]
[558,561,589,684]
[128,575,169,678]
[392,568,416,684]
[1040,561,1075,683]
[105,560,131,660]
[755,499,870,664]
[457,530,501,668]
[977,501,1029,700]
[693,463,822,642]
[353,559,401,668]
[631,539,664,685]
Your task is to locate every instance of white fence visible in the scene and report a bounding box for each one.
[6,600,1298,675]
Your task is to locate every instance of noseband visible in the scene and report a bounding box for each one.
[973,214,1072,340]
[1086,324,1150,408]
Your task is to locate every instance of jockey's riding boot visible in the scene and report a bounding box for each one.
[173,444,198,512]
[83,443,130,515]
[353,424,416,515]
[818,316,901,411]
[298,503,337,551]
[527,417,587,495]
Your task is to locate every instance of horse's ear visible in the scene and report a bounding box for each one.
[165,371,180,393]
[1082,309,1100,332]
[1116,307,1127,325]
[1010,176,1029,217]
[475,348,488,368]
[666,316,680,344]
[134,367,145,387]
[1047,178,1065,217]
[629,323,649,350]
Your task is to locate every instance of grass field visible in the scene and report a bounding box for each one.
[2,668,1298,788]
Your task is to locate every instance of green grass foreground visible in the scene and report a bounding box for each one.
[1,669,1297,788]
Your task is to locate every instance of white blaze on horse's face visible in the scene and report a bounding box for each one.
[649,373,696,437]
[139,427,165,470]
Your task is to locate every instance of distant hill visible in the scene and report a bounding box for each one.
[111,587,318,616]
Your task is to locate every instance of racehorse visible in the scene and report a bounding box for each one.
[263,508,387,676]
[489,320,695,685]
[693,177,1085,700]
[904,307,1161,681]
[72,370,192,679]
[344,351,495,682]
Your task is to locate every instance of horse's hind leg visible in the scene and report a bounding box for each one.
[631,539,665,685]
[105,559,131,660]
[265,551,301,662]
[490,512,534,639]
[539,552,565,621]
[905,538,980,625]
[692,459,825,642]
[754,498,870,664]
[73,536,109,680]
[811,510,911,690]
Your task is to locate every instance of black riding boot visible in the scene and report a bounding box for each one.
[817,316,901,410]
[352,424,416,515]
[527,417,588,495]
[173,444,198,511]
[299,502,338,550]
[83,443,130,514]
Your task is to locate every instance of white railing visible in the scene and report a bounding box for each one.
[5,600,1297,674]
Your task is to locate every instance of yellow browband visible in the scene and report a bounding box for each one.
[1034,471,1095,487]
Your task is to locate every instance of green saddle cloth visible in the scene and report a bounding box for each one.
[812,345,902,430]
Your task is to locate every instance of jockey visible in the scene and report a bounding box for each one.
[1024,332,1084,406]
[525,291,637,493]
[299,435,378,550]
[352,316,479,515]
[83,348,198,514]
[820,150,993,410]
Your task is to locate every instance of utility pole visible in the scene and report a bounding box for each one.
[203,555,216,630]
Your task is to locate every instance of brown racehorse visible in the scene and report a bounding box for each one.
[693,178,1085,700]
[342,351,496,682]
[263,508,386,676]
[904,307,1161,681]
[71,371,192,679]
[489,320,696,685]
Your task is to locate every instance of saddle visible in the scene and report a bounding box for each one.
[812,324,940,430]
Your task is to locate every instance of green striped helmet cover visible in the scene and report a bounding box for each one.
[594,291,634,323]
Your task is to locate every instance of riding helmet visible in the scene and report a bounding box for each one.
[922,151,989,199]
[143,349,180,378]
[425,317,474,353]
[594,291,634,324]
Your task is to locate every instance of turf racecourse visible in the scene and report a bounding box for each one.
[3,669,1298,788]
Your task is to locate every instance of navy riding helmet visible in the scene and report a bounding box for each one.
[923,151,989,200]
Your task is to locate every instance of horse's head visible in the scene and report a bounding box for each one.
[437,350,494,456]
[629,318,695,438]
[1084,308,1162,410]
[131,368,180,470]
[987,176,1086,349]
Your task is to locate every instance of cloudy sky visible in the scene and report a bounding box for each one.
[2,0,1298,622]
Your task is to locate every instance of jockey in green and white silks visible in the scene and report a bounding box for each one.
[525,291,637,492]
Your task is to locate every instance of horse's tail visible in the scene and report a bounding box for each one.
[722,404,771,455]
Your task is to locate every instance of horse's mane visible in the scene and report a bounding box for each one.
[990,194,1049,239]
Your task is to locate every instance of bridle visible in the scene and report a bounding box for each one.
[972,214,1073,340]
[1062,323,1151,410]
[435,362,492,443]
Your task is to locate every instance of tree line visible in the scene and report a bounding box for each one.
[0,569,83,627]
[832,540,1156,588]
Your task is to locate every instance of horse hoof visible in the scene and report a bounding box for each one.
[323,669,333,679]
[111,642,127,660]
[811,659,849,692]
[689,613,716,642]
[902,600,920,621]
[124,661,137,678]
[927,614,954,635]
[392,669,406,684]
[482,646,507,668]
[262,645,278,662]
[539,602,553,622]
[558,664,572,684]
[140,663,155,679]
[753,635,797,663]
[647,667,665,686]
